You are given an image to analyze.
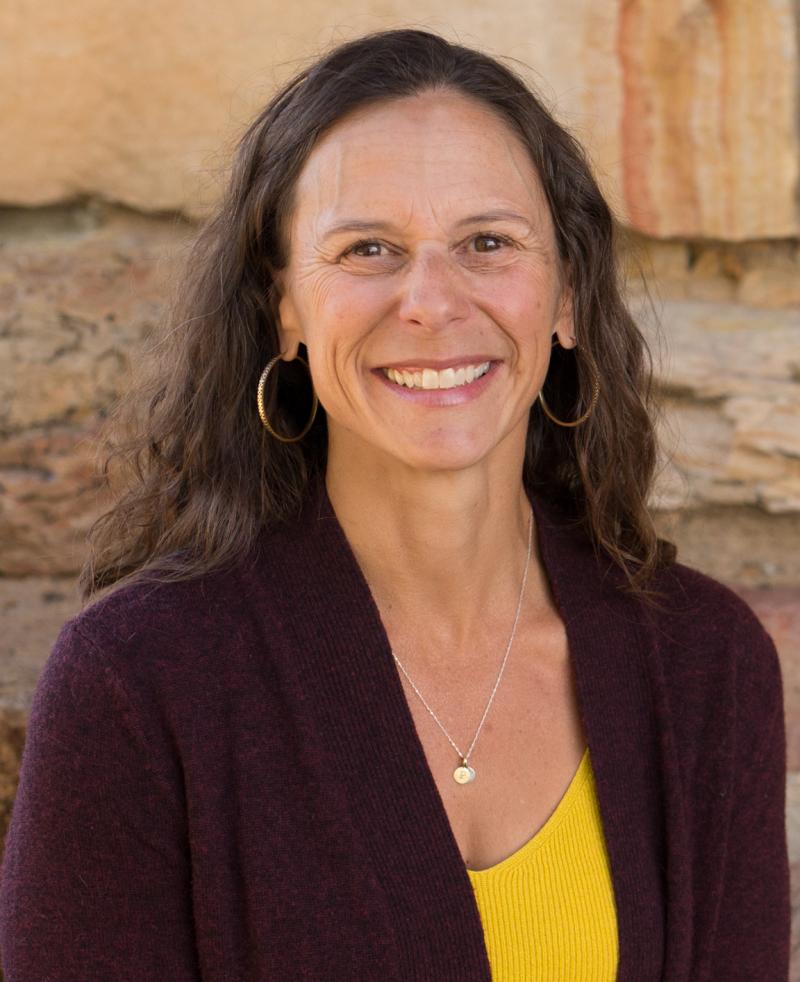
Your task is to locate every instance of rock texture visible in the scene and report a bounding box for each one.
[622,234,800,308]
[0,576,78,875]
[653,507,800,589]
[639,300,800,514]
[0,205,191,574]
[617,0,799,237]
[0,2,797,238]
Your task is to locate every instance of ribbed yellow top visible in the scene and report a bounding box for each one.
[466,748,618,980]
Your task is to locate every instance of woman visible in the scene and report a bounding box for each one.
[0,28,790,982]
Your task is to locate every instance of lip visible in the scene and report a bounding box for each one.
[376,356,498,371]
[371,359,501,406]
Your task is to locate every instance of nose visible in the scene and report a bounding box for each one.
[396,247,471,331]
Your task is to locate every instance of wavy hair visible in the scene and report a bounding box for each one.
[79,27,675,606]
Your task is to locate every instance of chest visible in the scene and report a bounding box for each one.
[178,583,672,980]
[392,620,587,871]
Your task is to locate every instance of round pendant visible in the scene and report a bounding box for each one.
[453,763,476,784]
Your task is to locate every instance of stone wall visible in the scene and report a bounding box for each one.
[1,2,798,238]
[1,2,799,974]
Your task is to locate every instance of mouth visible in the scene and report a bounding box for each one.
[380,361,492,391]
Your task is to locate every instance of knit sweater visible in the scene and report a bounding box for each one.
[0,479,790,981]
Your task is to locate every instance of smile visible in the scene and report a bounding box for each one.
[381,362,492,390]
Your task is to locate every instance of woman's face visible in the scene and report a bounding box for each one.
[276,88,575,474]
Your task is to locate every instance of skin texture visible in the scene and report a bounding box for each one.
[276,88,576,665]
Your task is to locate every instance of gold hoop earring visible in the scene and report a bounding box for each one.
[537,366,600,428]
[256,354,318,443]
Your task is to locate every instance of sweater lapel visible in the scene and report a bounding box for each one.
[530,494,666,980]
[263,481,493,980]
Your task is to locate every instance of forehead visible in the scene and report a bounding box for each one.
[289,90,549,235]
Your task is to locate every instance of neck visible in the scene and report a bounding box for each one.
[324,429,547,667]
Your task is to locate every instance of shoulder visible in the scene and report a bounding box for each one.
[73,563,246,648]
[59,498,342,685]
[52,545,284,695]
[648,559,776,650]
[643,559,783,721]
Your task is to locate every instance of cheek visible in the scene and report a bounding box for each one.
[476,264,557,325]
[302,286,387,387]
[302,309,368,408]
[325,275,390,324]
[297,264,385,332]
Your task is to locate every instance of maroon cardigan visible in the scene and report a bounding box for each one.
[0,480,790,980]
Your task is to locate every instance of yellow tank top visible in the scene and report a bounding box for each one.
[465,747,618,980]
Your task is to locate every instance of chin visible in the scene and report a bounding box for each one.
[330,417,509,476]
[386,438,496,475]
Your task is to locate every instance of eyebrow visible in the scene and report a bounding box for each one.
[320,210,534,241]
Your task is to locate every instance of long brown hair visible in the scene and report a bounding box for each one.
[79,28,675,606]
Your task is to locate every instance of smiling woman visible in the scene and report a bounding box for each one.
[0,27,789,982]
[275,90,577,472]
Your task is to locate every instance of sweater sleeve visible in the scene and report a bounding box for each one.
[0,618,201,981]
[705,606,791,980]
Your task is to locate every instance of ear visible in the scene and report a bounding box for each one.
[552,279,577,350]
[274,276,305,362]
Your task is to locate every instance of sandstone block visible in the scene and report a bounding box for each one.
[624,236,800,309]
[0,3,797,239]
[653,507,800,589]
[739,268,800,310]
[0,207,189,434]
[0,206,191,575]
[0,423,110,575]
[0,576,80,855]
[616,0,799,238]
[644,301,800,513]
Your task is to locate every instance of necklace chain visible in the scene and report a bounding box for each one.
[390,507,533,777]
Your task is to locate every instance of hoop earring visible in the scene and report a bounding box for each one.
[256,354,319,443]
[537,365,600,428]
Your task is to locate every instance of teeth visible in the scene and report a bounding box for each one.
[383,362,491,390]
[422,368,438,389]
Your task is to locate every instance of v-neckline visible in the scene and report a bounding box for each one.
[465,744,591,876]
[272,477,666,980]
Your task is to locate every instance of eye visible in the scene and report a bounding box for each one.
[471,232,512,252]
[341,239,389,259]
[338,232,514,263]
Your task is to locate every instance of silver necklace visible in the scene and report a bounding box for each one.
[391,507,533,785]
